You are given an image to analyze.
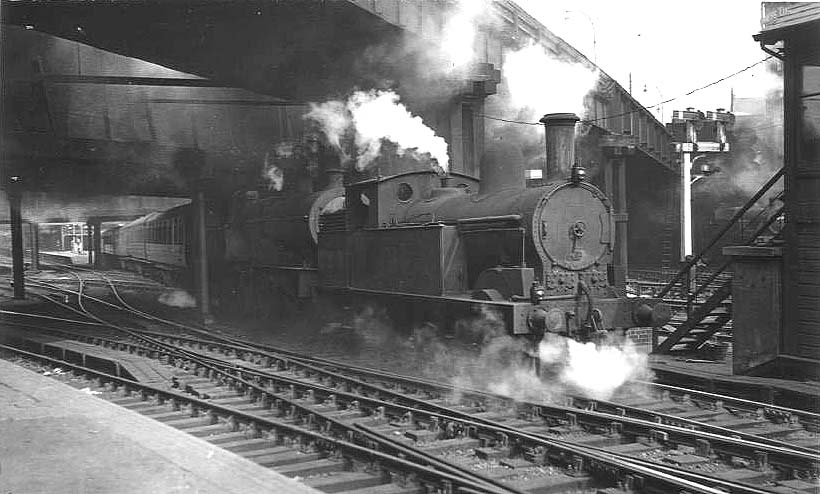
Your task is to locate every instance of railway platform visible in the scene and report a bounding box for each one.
[0,358,319,494]
[650,354,820,411]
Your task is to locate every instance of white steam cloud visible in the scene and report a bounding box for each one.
[158,289,196,308]
[538,334,650,400]
[305,100,351,161]
[292,303,651,404]
[503,43,599,118]
[411,307,650,402]
[440,0,490,71]
[305,90,449,173]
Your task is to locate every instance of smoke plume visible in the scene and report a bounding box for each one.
[304,100,352,161]
[305,90,449,172]
[503,43,599,119]
[480,42,600,177]
[440,0,491,72]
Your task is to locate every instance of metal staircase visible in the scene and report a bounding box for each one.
[653,168,784,354]
[656,279,732,353]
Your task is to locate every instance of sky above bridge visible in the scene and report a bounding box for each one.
[517,0,775,120]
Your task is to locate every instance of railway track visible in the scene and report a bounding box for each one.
[1,267,818,493]
[0,323,737,493]
[14,270,820,460]
[1,345,506,494]
[4,332,795,494]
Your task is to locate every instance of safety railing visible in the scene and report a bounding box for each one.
[652,167,784,353]
[656,167,784,302]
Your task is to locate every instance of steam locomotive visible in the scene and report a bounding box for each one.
[102,113,671,343]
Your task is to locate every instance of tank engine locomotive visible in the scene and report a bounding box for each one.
[313,113,670,341]
[104,113,670,343]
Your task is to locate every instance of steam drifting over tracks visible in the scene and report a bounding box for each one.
[3,265,818,493]
[3,330,804,494]
[3,318,818,493]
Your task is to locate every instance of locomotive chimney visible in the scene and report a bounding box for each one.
[539,113,580,182]
[479,139,525,194]
[325,168,344,189]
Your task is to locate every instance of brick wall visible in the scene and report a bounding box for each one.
[626,327,654,353]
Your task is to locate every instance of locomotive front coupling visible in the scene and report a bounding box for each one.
[525,281,672,342]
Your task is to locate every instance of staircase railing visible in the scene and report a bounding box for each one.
[687,204,784,303]
[653,167,784,353]
[655,167,784,300]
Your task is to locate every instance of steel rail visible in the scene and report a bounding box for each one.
[7,317,818,487]
[30,266,817,429]
[9,279,818,463]
[16,270,816,490]
[42,270,739,494]
[1,342,732,494]
[7,280,818,463]
[67,320,818,464]
[0,343,511,494]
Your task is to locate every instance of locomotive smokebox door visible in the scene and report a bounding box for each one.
[534,183,613,271]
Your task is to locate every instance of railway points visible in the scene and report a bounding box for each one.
[1,2,819,493]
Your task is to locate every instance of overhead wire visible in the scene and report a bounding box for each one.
[480,56,775,127]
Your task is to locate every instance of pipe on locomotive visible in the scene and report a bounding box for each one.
[539,113,580,183]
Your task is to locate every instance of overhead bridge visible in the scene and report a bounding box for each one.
[1,0,678,313]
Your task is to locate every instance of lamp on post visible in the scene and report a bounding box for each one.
[643,83,665,122]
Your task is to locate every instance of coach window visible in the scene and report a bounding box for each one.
[800,61,820,163]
